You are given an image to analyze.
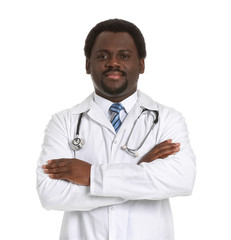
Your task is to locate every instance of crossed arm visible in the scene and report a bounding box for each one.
[42,139,180,186]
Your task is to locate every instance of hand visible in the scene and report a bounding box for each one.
[42,159,91,186]
[138,139,180,164]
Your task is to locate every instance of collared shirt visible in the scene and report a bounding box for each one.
[93,91,138,122]
[37,90,196,240]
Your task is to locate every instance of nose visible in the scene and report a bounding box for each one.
[104,55,120,68]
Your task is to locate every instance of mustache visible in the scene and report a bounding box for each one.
[102,67,126,77]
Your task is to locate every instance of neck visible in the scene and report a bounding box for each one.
[95,89,137,103]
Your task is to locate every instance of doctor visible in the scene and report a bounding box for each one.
[37,19,196,240]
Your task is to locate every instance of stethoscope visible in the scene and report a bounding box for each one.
[70,109,159,157]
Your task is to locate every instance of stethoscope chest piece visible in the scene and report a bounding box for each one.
[70,110,159,155]
[71,135,85,151]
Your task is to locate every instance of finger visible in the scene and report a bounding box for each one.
[43,159,69,169]
[158,148,180,158]
[48,173,67,180]
[152,142,180,155]
[47,158,67,164]
[151,140,177,152]
[157,142,180,150]
[147,140,172,155]
[159,144,180,154]
[156,146,180,159]
[154,139,172,148]
[44,166,68,175]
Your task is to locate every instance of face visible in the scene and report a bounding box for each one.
[86,32,145,102]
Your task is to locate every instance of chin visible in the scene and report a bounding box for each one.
[102,82,128,96]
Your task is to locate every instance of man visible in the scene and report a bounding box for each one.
[37,19,196,240]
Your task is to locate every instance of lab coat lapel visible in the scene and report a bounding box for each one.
[119,91,159,133]
[87,103,115,133]
[71,91,159,134]
[119,104,143,133]
[71,93,114,133]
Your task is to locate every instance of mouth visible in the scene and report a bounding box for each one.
[103,68,127,79]
[105,71,124,80]
[101,70,128,95]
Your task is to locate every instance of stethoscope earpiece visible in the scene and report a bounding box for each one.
[121,145,139,157]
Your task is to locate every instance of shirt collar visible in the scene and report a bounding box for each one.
[70,90,158,115]
[93,91,138,115]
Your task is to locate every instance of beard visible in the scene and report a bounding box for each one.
[101,68,128,95]
[101,78,128,95]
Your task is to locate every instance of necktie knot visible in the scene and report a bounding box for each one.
[109,103,124,113]
[109,103,124,133]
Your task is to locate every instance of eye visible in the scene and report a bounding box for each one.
[120,53,130,60]
[96,54,110,60]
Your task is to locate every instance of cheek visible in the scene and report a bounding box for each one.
[89,66,99,80]
[127,65,140,79]
[90,62,105,77]
[90,65,104,88]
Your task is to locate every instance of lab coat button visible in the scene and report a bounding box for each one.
[113,140,117,144]
[111,207,114,211]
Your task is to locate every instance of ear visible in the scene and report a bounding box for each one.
[139,58,145,74]
[86,59,90,74]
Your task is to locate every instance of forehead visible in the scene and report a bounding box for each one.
[91,31,137,53]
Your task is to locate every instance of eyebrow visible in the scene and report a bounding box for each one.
[95,49,133,54]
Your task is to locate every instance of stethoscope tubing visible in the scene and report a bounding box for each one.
[71,109,159,157]
[76,113,84,136]
[122,109,158,155]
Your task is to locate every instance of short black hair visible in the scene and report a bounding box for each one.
[84,19,146,59]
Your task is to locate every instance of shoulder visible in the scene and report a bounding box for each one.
[51,93,94,120]
[138,90,183,120]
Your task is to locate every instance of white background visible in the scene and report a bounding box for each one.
[0,0,230,239]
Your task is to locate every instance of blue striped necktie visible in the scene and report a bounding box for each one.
[109,103,124,133]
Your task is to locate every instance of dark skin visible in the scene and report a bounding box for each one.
[86,32,144,103]
[43,32,180,186]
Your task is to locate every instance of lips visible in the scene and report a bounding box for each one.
[105,71,124,80]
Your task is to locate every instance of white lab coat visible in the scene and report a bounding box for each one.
[37,91,196,240]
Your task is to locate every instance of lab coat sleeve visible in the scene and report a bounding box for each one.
[90,108,196,200]
[37,112,125,211]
